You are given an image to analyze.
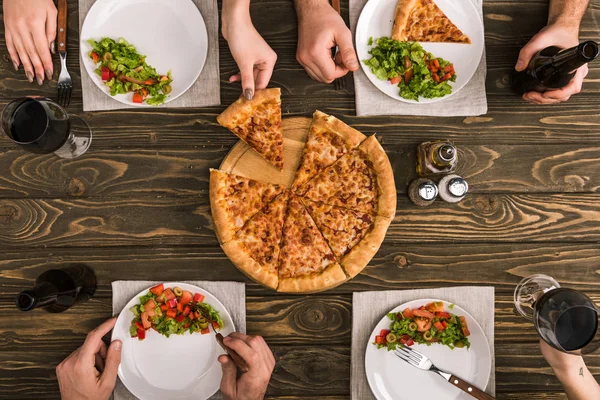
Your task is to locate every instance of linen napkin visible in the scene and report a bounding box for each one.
[351,286,495,399]
[349,0,488,116]
[78,0,220,111]
[111,280,246,400]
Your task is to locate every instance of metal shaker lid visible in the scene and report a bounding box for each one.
[438,144,456,162]
[418,181,438,201]
[447,177,468,197]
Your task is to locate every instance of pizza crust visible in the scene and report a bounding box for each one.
[341,215,393,278]
[392,0,419,41]
[311,111,366,145]
[277,263,347,293]
[217,88,281,127]
[222,240,279,290]
[210,169,236,243]
[358,136,397,218]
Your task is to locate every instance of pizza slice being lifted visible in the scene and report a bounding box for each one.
[217,88,284,170]
[299,135,397,218]
[292,111,366,192]
[210,169,285,243]
[277,196,347,293]
[222,192,289,290]
[392,0,471,44]
[302,199,393,278]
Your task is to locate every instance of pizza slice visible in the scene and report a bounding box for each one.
[299,135,397,218]
[221,192,289,290]
[210,169,285,243]
[217,88,284,170]
[292,111,366,192]
[302,199,392,278]
[392,0,471,44]
[277,196,347,293]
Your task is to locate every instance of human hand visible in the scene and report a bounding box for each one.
[539,339,584,374]
[3,0,57,85]
[295,0,358,83]
[219,333,276,400]
[222,6,277,101]
[56,318,122,400]
[515,23,585,104]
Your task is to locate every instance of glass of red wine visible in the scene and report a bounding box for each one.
[514,274,600,355]
[1,97,91,158]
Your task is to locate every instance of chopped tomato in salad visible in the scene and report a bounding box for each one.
[129,284,224,341]
[373,301,470,351]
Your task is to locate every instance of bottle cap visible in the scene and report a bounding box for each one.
[418,181,438,201]
[447,177,468,197]
[438,144,456,162]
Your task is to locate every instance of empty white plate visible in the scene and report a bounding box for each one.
[112,283,234,400]
[80,0,208,106]
[365,299,492,400]
[356,0,484,103]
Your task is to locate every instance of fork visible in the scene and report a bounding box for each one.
[57,0,72,107]
[395,346,495,400]
[199,308,249,373]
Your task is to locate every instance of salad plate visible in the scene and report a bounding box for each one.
[80,0,208,106]
[365,299,491,400]
[355,0,484,104]
[112,282,235,400]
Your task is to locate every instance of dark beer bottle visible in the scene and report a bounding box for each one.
[512,41,599,94]
[15,265,96,313]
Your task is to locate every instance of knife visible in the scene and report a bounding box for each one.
[198,308,249,373]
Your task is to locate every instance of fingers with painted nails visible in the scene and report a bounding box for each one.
[3,0,57,85]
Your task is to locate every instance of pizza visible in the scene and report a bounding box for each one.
[392,0,471,44]
[210,169,285,243]
[217,88,284,170]
[277,196,347,293]
[302,199,393,278]
[298,135,397,218]
[292,111,366,192]
[210,111,396,293]
[221,192,289,290]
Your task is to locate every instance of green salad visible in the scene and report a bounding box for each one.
[130,283,224,340]
[363,37,457,101]
[373,301,471,351]
[88,37,173,105]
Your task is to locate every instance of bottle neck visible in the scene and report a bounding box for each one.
[552,41,599,74]
[16,282,58,311]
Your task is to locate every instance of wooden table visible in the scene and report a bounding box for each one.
[0,0,599,398]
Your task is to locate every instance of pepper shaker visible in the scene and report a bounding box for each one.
[408,178,438,207]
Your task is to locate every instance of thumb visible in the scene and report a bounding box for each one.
[335,30,359,71]
[515,34,550,71]
[100,340,122,388]
[219,355,238,398]
[239,62,256,101]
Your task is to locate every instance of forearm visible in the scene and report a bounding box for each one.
[294,0,331,22]
[551,361,600,400]
[222,0,252,40]
[547,0,589,32]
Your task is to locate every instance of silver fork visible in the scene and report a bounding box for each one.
[394,346,495,400]
[57,0,72,107]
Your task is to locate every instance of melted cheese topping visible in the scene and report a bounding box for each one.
[278,197,337,279]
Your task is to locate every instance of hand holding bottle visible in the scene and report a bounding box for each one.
[56,318,122,400]
[515,24,586,105]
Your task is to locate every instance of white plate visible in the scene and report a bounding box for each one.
[112,283,235,400]
[365,299,491,400]
[80,0,208,106]
[356,0,484,103]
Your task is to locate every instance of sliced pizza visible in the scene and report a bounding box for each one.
[302,199,393,278]
[217,88,284,170]
[299,135,397,218]
[210,169,285,243]
[277,196,347,293]
[221,192,289,290]
[292,111,366,193]
[392,0,471,44]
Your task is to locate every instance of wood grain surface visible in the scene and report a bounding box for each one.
[0,0,599,399]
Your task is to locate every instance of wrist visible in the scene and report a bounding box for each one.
[546,19,580,38]
[222,0,252,40]
[294,0,331,21]
[549,357,586,384]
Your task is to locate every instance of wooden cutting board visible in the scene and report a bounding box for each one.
[219,117,312,188]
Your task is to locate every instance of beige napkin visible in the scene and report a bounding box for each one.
[111,280,246,400]
[349,0,488,116]
[78,0,220,111]
[351,286,496,399]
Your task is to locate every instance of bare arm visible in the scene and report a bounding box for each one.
[547,0,590,32]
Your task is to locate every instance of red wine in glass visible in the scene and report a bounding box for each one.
[1,97,91,158]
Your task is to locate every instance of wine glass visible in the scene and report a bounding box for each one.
[1,97,92,159]
[514,274,600,355]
